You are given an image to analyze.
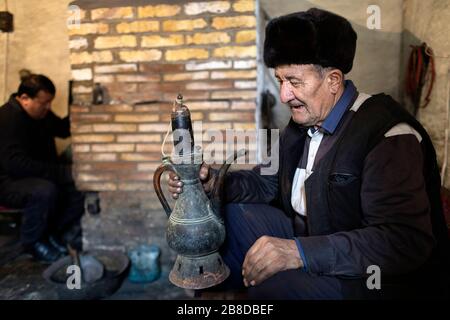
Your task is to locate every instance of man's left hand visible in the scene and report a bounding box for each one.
[242,236,304,287]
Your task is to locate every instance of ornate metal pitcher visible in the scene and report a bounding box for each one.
[153,95,244,289]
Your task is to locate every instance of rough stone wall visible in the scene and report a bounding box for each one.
[402,0,450,188]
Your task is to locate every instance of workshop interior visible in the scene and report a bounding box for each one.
[0,0,449,301]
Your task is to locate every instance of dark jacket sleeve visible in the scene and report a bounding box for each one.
[297,134,436,276]
[0,113,73,184]
[46,111,71,138]
[224,165,279,203]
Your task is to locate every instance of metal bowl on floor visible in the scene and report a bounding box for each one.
[42,249,130,300]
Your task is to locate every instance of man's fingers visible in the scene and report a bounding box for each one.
[199,163,210,180]
[242,239,267,286]
[168,172,183,188]
[168,171,183,198]
[248,262,278,286]
[168,186,183,194]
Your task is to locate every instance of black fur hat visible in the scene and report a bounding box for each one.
[263,8,357,74]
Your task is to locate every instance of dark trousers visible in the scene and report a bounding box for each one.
[219,203,379,300]
[0,177,84,246]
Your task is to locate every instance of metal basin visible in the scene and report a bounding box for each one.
[42,250,130,300]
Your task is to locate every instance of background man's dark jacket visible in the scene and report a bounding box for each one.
[0,94,73,187]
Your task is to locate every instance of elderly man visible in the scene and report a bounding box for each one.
[0,74,84,263]
[169,8,450,299]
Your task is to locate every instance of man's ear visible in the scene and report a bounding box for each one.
[17,93,31,101]
[16,93,32,108]
[326,69,344,94]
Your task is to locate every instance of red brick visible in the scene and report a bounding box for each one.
[94,75,115,83]
[89,162,137,171]
[184,2,230,15]
[165,48,209,61]
[91,144,135,152]
[70,105,90,113]
[71,124,93,133]
[94,35,137,49]
[90,104,134,113]
[187,101,230,110]
[138,124,171,132]
[192,112,204,121]
[71,114,113,122]
[163,19,207,32]
[211,90,256,100]
[117,134,161,143]
[163,71,209,82]
[76,172,116,182]
[72,144,90,153]
[138,82,184,93]
[118,183,152,191]
[137,163,160,171]
[76,153,118,161]
[234,80,256,89]
[72,134,115,143]
[118,173,154,181]
[186,81,233,90]
[209,112,255,121]
[92,124,137,132]
[120,92,163,104]
[120,153,161,161]
[91,7,134,20]
[136,144,163,152]
[115,115,159,122]
[213,46,256,58]
[116,74,160,82]
[185,60,232,71]
[201,122,232,130]
[74,164,92,171]
[139,63,185,73]
[211,70,257,79]
[79,182,117,191]
[134,105,165,113]
[233,122,256,130]
[104,83,138,94]
[212,16,256,29]
[231,101,257,110]
[95,64,137,74]
[162,91,209,101]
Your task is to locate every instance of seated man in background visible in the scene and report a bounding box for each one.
[0,74,84,263]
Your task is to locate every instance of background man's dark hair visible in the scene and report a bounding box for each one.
[17,74,56,98]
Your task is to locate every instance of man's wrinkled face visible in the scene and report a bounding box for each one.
[275,64,336,127]
[17,90,54,120]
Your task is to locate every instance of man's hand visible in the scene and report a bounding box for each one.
[168,162,215,199]
[242,236,303,287]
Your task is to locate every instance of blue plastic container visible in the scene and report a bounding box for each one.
[127,244,161,283]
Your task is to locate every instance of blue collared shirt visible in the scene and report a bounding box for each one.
[312,80,357,135]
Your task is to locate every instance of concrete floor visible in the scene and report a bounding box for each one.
[0,220,193,300]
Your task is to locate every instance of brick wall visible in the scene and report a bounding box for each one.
[69,0,257,192]
[67,0,258,257]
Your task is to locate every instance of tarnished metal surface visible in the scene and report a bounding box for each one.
[154,149,230,289]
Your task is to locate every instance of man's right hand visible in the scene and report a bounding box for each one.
[168,163,214,199]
